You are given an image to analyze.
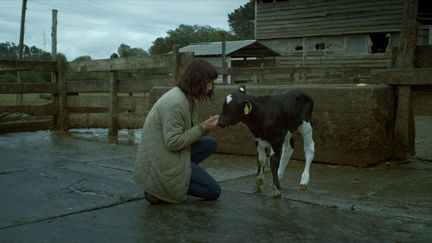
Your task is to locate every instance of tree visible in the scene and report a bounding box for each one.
[72,55,92,62]
[228,0,255,39]
[148,24,237,55]
[0,42,19,59]
[117,43,148,57]
[0,41,53,83]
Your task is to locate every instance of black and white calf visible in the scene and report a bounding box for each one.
[218,86,315,198]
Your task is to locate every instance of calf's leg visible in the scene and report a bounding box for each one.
[269,154,282,198]
[298,121,315,190]
[277,132,294,180]
[254,143,267,193]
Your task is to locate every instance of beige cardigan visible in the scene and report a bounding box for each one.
[133,87,203,203]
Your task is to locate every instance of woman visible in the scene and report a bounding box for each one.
[134,59,221,204]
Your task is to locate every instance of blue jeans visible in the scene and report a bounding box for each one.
[188,136,220,200]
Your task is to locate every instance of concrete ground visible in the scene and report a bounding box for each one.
[0,116,431,242]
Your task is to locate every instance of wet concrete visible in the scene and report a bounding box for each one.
[1,120,432,242]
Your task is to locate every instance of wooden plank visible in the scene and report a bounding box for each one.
[66,77,171,93]
[68,107,108,113]
[0,104,58,115]
[259,1,402,17]
[218,67,311,75]
[258,14,402,32]
[0,83,57,94]
[66,80,109,93]
[67,55,172,72]
[67,96,146,111]
[258,20,401,37]
[258,0,402,17]
[67,106,138,113]
[0,120,51,134]
[118,79,163,93]
[258,5,402,23]
[67,96,109,108]
[256,0,403,39]
[0,60,57,72]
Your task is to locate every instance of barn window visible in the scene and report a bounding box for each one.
[369,33,390,53]
[418,0,432,24]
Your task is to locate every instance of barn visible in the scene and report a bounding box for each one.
[179,40,279,83]
[255,0,432,80]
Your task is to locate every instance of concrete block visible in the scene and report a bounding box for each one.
[150,84,395,167]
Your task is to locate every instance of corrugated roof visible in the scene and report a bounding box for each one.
[179,40,279,57]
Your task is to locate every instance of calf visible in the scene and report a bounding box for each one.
[218,86,315,198]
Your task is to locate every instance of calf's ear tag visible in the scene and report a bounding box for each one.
[239,86,246,93]
[244,101,252,115]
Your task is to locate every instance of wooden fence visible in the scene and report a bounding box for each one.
[1,51,411,138]
[0,51,397,136]
[0,50,194,137]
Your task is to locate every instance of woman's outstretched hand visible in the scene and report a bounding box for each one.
[201,115,220,132]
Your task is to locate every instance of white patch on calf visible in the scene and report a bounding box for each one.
[297,121,315,189]
[225,95,233,104]
[254,137,274,157]
[278,131,293,180]
[254,137,273,193]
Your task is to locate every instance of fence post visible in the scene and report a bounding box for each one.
[16,0,27,105]
[109,69,119,141]
[172,44,180,82]
[51,9,58,129]
[220,32,228,84]
[392,0,417,159]
[57,59,68,132]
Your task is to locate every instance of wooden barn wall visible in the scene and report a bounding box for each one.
[255,0,407,76]
[256,0,404,39]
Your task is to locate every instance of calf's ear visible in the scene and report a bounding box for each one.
[244,101,252,115]
[238,85,247,94]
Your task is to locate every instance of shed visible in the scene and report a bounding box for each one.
[179,40,280,83]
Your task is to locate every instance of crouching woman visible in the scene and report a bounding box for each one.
[134,59,221,204]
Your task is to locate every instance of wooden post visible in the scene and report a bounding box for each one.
[109,70,119,141]
[395,0,417,68]
[393,0,417,159]
[57,59,68,132]
[51,9,59,129]
[172,44,180,82]
[220,32,228,84]
[16,0,27,105]
[302,38,307,81]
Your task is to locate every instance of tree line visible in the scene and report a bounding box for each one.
[0,0,254,83]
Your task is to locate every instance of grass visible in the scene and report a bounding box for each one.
[0,94,50,105]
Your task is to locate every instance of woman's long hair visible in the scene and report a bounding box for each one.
[177,59,218,100]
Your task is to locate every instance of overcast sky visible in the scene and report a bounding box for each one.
[1,0,249,60]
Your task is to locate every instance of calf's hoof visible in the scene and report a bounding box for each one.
[272,185,282,198]
[299,184,308,191]
[254,180,263,193]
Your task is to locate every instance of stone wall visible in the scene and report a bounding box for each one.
[150,84,395,167]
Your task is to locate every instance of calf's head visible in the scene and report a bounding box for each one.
[218,85,253,128]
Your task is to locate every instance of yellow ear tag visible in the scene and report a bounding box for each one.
[244,102,252,115]
[240,87,245,93]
